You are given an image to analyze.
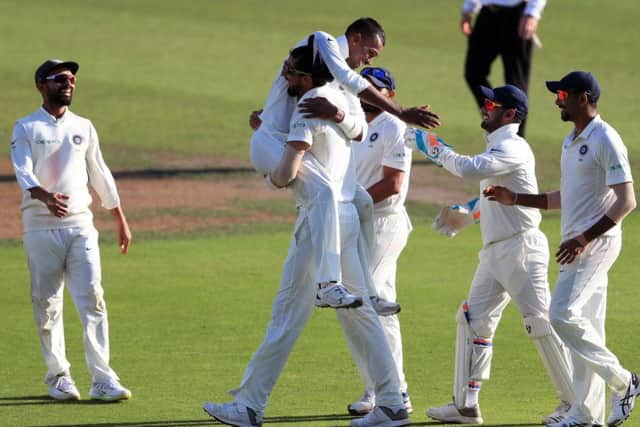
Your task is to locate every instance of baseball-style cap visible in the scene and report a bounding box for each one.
[361,67,396,90]
[480,84,528,119]
[545,71,600,101]
[34,59,79,83]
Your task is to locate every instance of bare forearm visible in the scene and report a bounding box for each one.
[270,145,305,188]
[514,191,560,210]
[359,86,402,116]
[366,180,399,204]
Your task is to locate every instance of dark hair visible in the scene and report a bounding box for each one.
[345,17,386,46]
[289,41,333,87]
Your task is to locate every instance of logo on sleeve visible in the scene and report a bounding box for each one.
[72,135,83,145]
[579,145,588,155]
[292,121,306,129]
[489,148,504,154]
[610,163,623,171]
[10,140,16,149]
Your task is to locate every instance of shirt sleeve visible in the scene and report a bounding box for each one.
[10,122,41,190]
[86,122,120,209]
[597,129,633,186]
[524,0,546,20]
[381,122,411,172]
[461,0,481,15]
[287,105,315,146]
[311,31,370,95]
[439,143,523,180]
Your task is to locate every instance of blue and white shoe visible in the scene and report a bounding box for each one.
[203,401,263,427]
[608,372,640,427]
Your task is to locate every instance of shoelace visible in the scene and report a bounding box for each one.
[55,376,75,391]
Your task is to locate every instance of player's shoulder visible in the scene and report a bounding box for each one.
[593,116,624,144]
[15,108,44,127]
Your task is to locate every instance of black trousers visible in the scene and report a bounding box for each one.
[464,2,533,136]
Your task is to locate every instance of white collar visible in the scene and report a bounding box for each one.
[485,123,520,146]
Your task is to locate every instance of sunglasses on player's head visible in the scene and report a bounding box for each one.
[44,73,76,85]
[483,98,503,111]
[282,60,311,76]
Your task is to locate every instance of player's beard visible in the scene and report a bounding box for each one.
[560,110,571,122]
[48,87,73,107]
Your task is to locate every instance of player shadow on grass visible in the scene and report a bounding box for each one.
[0,395,131,407]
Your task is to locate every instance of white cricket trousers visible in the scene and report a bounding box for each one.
[458,228,572,404]
[550,235,630,424]
[350,209,412,393]
[230,203,403,413]
[23,227,119,385]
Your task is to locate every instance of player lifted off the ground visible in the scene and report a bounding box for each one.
[485,71,638,427]
[10,59,132,402]
[406,85,574,424]
[204,44,409,427]
[249,18,440,315]
[347,66,414,416]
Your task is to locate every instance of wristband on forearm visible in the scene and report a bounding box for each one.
[582,215,617,242]
[336,113,360,140]
[513,192,549,209]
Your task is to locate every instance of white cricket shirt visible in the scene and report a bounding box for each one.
[259,32,370,136]
[352,112,411,215]
[11,107,120,232]
[560,115,633,240]
[439,123,541,246]
[288,85,356,206]
[462,0,546,19]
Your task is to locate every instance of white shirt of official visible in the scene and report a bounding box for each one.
[462,0,547,19]
[11,107,120,232]
[560,114,633,240]
[353,112,411,215]
[439,123,541,246]
[288,85,356,206]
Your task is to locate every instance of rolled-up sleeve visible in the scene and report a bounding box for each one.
[10,123,40,190]
[312,31,370,95]
[86,123,120,209]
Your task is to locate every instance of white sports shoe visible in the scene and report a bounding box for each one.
[370,296,401,316]
[350,405,409,427]
[608,372,640,427]
[348,389,375,415]
[316,283,363,309]
[48,374,80,401]
[402,391,413,414]
[89,380,131,401]
[203,401,263,427]
[547,415,594,427]
[427,402,483,424]
[542,401,571,425]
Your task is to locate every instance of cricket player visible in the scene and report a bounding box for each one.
[406,85,574,424]
[347,66,413,416]
[204,43,409,427]
[249,18,439,313]
[10,59,132,401]
[485,71,638,427]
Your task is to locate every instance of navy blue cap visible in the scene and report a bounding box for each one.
[545,71,600,101]
[480,84,528,119]
[361,67,396,90]
[35,59,79,83]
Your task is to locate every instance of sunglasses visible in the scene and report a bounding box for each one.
[44,73,76,85]
[557,90,569,101]
[483,99,503,111]
[282,60,311,76]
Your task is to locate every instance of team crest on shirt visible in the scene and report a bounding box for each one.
[72,135,83,145]
[369,132,379,142]
[579,144,588,155]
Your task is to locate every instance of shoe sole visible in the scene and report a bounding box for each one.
[348,405,373,416]
[203,406,255,427]
[90,392,131,402]
[49,394,80,401]
[427,412,483,424]
[327,298,364,309]
[376,306,401,317]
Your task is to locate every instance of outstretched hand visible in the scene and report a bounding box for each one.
[298,97,341,121]
[398,106,441,129]
[483,185,517,205]
[249,109,263,131]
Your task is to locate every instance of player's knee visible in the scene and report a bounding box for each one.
[457,301,493,339]
[76,290,107,316]
[31,294,62,332]
[523,315,553,339]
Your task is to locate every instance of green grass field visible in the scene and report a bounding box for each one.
[1,1,640,426]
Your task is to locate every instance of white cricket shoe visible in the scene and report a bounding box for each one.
[402,391,413,414]
[542,401,572,425]
[316,283,363,309]
[547,415,594,427]
[427,402,483,424]
[370,296,401,316]
[608,372,640,427]
[348,389,375,415]
[48,374,80,401]
[89,380,131,401]
[203,401,263,427]
[350,405,410,427]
